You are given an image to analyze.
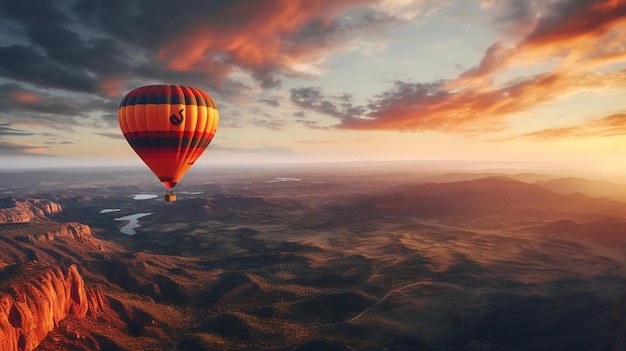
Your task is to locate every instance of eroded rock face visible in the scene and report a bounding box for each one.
[0,198,62,223]
[25,222,92,242]
[0,263,88,351]
[86,289,107,319]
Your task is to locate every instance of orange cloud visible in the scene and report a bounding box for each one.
[9,91,38,103]
[339,68,626,133]
[339,0,626,133]
[97,76,126,98]
[593,0,626,10]
[513,113,626,141]
[462,0,626,81]
[156,0,375,85]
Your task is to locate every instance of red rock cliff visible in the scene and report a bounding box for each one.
[0,263,88,351]
[24,222,92,242]
[0,198,62,223]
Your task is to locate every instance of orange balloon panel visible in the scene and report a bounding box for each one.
[118,84,219,189]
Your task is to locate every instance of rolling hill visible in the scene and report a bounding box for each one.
[1,170,626,350]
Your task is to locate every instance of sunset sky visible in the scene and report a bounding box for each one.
[1,0,625,176]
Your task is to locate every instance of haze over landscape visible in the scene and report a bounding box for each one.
[1,0,626,350]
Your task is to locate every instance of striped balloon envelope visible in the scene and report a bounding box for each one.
[118,84,219,200]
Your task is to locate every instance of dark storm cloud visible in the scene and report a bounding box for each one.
[0,83,112,128]
[0,0,203,96]
[0,0,131,94]
[0,0,402,111]
[72,0,229,50]
[0,45,99,92]
[0,83,108,119]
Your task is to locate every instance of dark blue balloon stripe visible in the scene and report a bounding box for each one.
[123,132,214,149]
[119,94,213,108]
[125,137,210,149]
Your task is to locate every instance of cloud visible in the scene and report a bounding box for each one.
[260,99,280,107]
[297,0,626,133]
[291,87,366,120]
[0,123,35,136]
[2,0,623,142]
[292,64,625,133]
[0,122,73,155]
[43,140,74,145]
[0,0,443,96]
[0,83,114,129]
[295,119,333,130]
[72,0,419,92]
[0,0,133,95]
[250,117,288,131]
[0,0,438,136]
[365,69,624,132]
[0,140,48,155]
[94,132,125,140]
[0,44,99,92]
[459,0,626,84]
[151,0,390,88]
[510,113,626,141]
[98,113,122,129]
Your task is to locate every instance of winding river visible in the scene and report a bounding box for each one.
[114,212,154,235]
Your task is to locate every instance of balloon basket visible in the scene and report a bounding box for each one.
[164,190,176,202]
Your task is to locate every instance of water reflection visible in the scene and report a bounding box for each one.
[266,177,301,183]
[114,212,154,235]
[100,209,121,213]
[133,194,158,200]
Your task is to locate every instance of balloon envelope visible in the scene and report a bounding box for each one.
[118,84,219,189]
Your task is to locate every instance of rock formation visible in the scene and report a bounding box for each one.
[0,198,62,223]
[86,289,108,320]
[22,222,92,242]
[0,263,89,351]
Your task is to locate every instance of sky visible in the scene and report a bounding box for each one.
[0,0,625,177]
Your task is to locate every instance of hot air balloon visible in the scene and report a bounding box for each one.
[118,84,219,201]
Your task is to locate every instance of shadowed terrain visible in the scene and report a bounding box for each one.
[1,163,626,350]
